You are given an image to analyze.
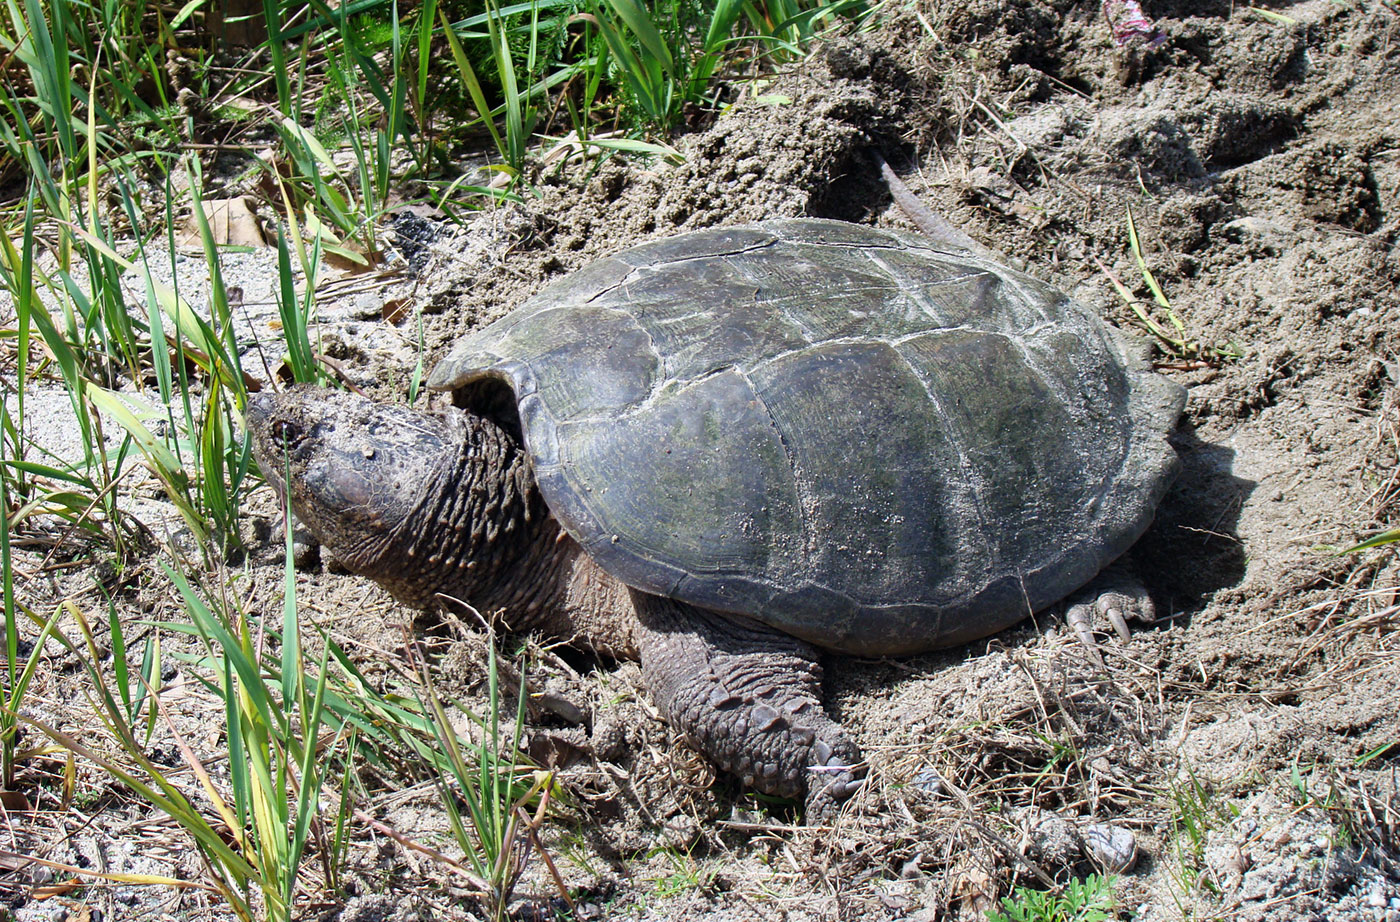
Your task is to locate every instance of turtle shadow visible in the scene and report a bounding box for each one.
[1129,419,1253,628]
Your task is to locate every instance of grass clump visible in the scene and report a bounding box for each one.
[987,874,1117,922]
[13,552,350,921]
[1161,766,1239,905]
[1096,206,1242,366]
[409,634,570,921]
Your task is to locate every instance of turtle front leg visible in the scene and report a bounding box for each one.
[631,592,864,821]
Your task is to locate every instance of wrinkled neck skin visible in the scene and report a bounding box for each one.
[334,409,638,659]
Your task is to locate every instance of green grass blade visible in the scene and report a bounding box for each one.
[0,468,16,786]
[161,564,275,733]
[440,8,509,162]
[186,161,248,403]
[290,647,339,881]
[274,228,321,383]
[260,0,292,112]
[768,0,866,41]
[106,590,132,715]
[139,632,162,742]
[486,0,527,173]
[1340,528,1400,554]
[586,4,666,121]
[281,461,301,710]
[1126,206,1171,310]
[601,0,673,72]
[703,0,746,51]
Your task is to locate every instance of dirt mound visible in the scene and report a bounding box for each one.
[402,3,1398,918]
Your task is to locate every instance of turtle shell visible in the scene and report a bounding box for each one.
[428,219,1185,656]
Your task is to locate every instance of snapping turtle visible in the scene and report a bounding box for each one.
[248,218,1185,817]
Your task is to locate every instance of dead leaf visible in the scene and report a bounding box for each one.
[33,881,83,901]
[176,196,267,249]
[528,730,590,770]
[323,243,378,272]
[953,862,997,918]
[0,789,31,812]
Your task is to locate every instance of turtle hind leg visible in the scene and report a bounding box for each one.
[1064,566,1158,668]
[631,592,864,821]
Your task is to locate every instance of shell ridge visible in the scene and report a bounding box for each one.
[610,276,668,408]
[863,250,946,323]
[621,234,782,269]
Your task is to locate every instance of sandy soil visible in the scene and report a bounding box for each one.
[4,1,1399,920]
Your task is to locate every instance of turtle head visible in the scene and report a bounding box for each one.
[247,386,462,578]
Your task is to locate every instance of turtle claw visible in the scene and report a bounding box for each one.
[805,756,866,823]
[1064,575,1157,667]
[635,594,866,820]
[1106,604,1132,642]
[1066,601,1106,668]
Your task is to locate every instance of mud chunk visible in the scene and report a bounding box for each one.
[1094,108,1204,179]
[1159,191,1229,253]
[1019,807,1082,867]
[1083,823,1138,873]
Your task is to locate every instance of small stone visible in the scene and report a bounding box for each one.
[912,768,943,795]
[351,293,383,320]
[1366,883,1386,908]
[1083,823,1138,873]
[592,715,628,762]
[291,525,320,569]
[1222,215,1296,243]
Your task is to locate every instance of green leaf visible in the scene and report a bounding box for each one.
[602,0,674,72]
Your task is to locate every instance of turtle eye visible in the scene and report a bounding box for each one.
[270,419,302,445]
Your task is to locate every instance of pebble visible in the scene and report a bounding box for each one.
[351,292,383,320]
[1083,823,1138,873]
[912,768,943,795]
[291,522,319,569]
